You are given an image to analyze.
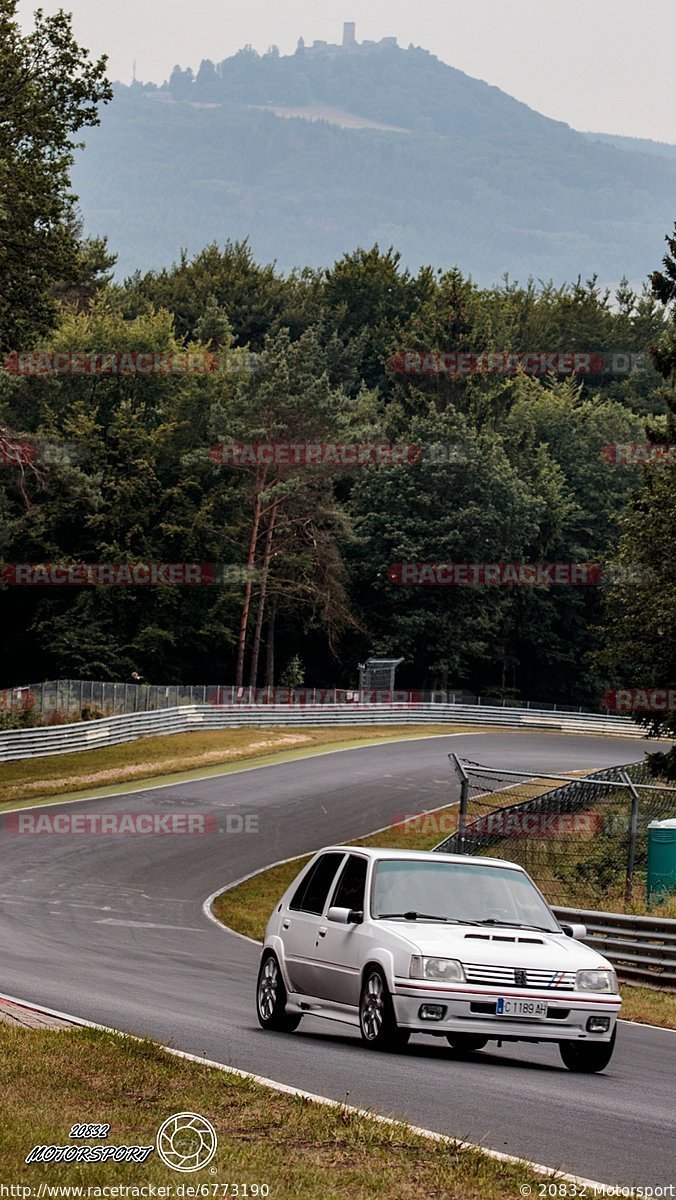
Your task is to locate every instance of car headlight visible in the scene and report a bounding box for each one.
[410,956,465,982]
[576,968,617,993]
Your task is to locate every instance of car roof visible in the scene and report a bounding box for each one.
[321,846,526,872]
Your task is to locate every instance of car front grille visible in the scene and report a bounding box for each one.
[463,964,576,990]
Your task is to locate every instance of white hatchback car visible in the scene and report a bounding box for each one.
[256,847,621,1072]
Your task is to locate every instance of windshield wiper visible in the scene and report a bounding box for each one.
[378,911,486,925]
[377,912,555,930]
[476,919,555,933]
[379,911,454,922]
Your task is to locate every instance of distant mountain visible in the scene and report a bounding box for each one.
[70,35,676,285]
[582,131,676,160]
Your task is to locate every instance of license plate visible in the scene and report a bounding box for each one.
[496,997,547,1017]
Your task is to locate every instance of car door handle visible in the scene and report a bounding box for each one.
[282,920,290,929]
[317,927,327,937]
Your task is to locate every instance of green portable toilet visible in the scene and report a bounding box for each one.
[647,818,676,905]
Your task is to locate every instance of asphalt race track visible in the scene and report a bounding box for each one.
[1,731,674,1186]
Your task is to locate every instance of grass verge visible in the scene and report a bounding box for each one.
[0,724,482,809]
[213,803,676,1030]
[0,1022,547,1198]
[616,985,676,1028]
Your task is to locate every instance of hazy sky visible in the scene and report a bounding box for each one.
[19,0,676,142]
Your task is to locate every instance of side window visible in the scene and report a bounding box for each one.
[289,853,345,915]
[331,855,368,912]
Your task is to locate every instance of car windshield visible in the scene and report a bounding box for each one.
[372,859,560,931]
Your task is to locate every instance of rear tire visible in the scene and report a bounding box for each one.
[445,1035,488,1054]
[359,966,410,1052]
[559,1028,616,1073]
[256,952,302,1032]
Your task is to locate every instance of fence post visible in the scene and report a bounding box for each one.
[449,753,470,853]
[621,768,641,904]
[458,777,470,852]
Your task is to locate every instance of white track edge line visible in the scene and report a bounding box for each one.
[0,988,611,1189]
[618,1017,676,1030]
[1,731,482,816]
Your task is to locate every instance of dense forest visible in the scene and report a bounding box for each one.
[1,237,673,704]
[0,2,674,768]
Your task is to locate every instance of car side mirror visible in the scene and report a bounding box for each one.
[327,907,363,925]
[561,922,587,939]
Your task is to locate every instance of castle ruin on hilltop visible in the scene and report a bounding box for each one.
[296,23,397,55]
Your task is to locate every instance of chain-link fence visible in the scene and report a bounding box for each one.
[436,756,676,909]
[0,679,627,724]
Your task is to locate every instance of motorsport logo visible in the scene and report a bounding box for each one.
[24,1113,218,1172]
[155,1113,218,1172]
[25,1122,153,1165]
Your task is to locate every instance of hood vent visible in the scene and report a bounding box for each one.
[464,933,544,944]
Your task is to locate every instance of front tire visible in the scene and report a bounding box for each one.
[445,1035,488,1054]
[256,952,301,1032]
[559,1028,616,1073]
[359,966,410,1051]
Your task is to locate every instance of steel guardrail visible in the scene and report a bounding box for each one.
[0,702,643,762]
[553,906,676,988]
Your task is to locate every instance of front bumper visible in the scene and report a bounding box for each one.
[392,979,620,1042]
